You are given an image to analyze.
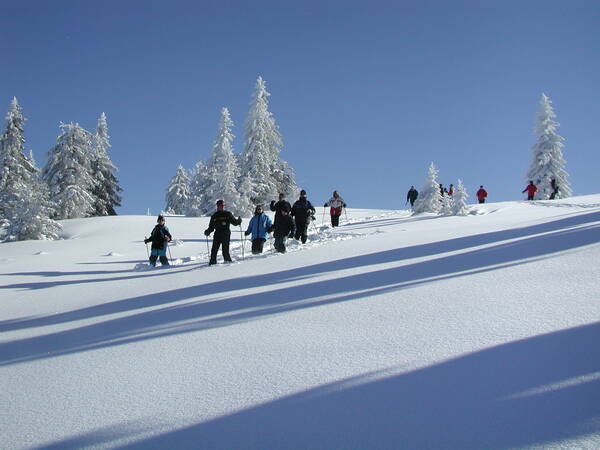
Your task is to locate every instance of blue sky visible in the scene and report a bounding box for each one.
[2,0,599,214]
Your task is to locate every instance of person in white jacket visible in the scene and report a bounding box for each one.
[324,190,346,227]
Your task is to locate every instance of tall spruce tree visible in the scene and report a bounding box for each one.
[413,162,442,214]
[238,77,297,207]
[43,123,97,219]
[202,108,246,216]
[0,98,60,240]
[91,113,122,215]
[526,94,572,199]
[165,165,191,214]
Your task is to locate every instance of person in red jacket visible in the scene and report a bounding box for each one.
[522,181,538,200]
[476,185,488,204]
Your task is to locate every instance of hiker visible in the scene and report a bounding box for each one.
[522,181,538,201]
[269,205,295,253]
[447,184,454,196]
[439,184,445,196]
[270,193,292,225]
[476,186,488,204]
[324,190,346,227]
[406,186,418,207]
[549,179,559,200]
[291,189,316,244]
[245,204,273,255]
[144,215,172,266]
[204,199,242,265]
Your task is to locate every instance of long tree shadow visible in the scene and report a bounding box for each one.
[2,210,599,334]
[36,322,600,449]
[1,221,598,366]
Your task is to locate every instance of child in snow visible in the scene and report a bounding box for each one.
[245,205,273,254]
[324,190,346,227]
[144,215,172,266]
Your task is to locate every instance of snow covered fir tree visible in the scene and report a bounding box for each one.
[42,123,98,219]
[186,160,208,216]
[526,93,572,200]
[413,163,442,214]
[165,165,191,215]
[0,98,60,241]
[238,76,298,208]
[91,113,122,215]
[201,108,247,216]
[452,179,470,216]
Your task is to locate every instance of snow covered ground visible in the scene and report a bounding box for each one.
[1,196,600,449]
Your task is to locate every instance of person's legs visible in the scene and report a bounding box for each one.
[210,238,221,264]
[331,215,340,227]
[149,249,159,266]
[222,235,232,262]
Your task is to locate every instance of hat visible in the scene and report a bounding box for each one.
[157,215,165,222]
[300,189,306,196]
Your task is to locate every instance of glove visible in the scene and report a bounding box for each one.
[244,231,250,236]
[343,203,347,207]
[144,238,150,244]
[270,200,276,207]
[204,229,211,236]
[324,203,328,207]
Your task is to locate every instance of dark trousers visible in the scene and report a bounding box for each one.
[149,248,169,266]
[331,214,340,227]
[251,238,266,254]
[478,199,485,204]
[294,220,309,244]
[210,234,231,264]
[274,235,287,253]
[527,195,535,201]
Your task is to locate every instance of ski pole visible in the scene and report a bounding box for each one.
[167,241,174,264]
[206,236,210,260]
[239,225,245,260]
[344,207,348,223]
[321,207,326,225]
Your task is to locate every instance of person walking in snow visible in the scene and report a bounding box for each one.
[144,215,172,267]
[549,179,559,200]
[204,199,242,265]
[270,193,292,225]
[245,205,273,255]
[522,181,538,201]
[324,190,346,227]
[268,206,295,253]
[476,186,488,204]
[406,186,418,207]
[447,184,454,196]
[291,189,316,244]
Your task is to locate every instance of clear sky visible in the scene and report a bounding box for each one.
[2,0,599,214]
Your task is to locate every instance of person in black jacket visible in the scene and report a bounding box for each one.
[270,193,292,225]
[291,189,315,244]
[144,215,172,266]
[269,206,295,253]
[406,186,418,208]
[204,200,242,265]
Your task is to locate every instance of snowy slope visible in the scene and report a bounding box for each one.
[1,197,600,449]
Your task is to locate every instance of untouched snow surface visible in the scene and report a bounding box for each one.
[1,197,600,449]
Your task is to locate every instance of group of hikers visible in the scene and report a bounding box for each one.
[144,189,347,266]
[406,178,561,206]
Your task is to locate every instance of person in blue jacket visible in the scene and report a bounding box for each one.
[244,204,273,254]
[144,215,172,266]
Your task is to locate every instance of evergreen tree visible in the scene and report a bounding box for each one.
[186,160,208,216]
[91,113,122,215]
[526,93,572,199]
[238,76,297,207]
[202,108,247,216]
[452,179,470,216]
[0,97,36,220]
[440,193,454,216]
[165,165,191,214]
[0,98,60,241]
[412,162,442,214]
[42,123,97,219]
